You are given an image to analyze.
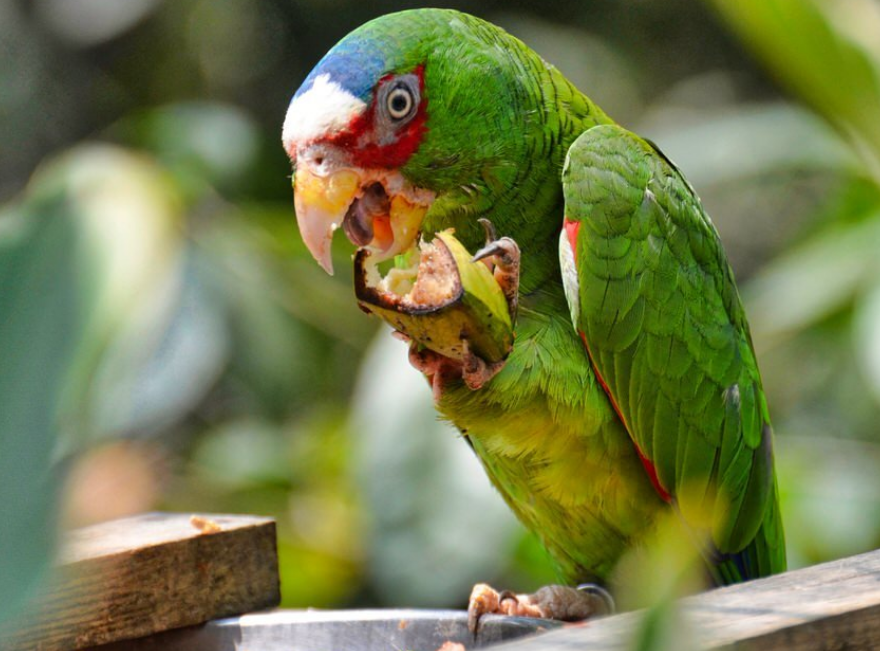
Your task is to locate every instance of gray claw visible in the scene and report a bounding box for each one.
[470,234,520,317]
[477,217,497,246]
[576,583,616,616]
[472,239,516,266]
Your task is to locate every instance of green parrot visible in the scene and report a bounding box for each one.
[282,8,785,621]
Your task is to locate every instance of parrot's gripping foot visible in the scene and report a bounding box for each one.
[399,220,520,401]
[472,218,520,318]
[467,582,615,634]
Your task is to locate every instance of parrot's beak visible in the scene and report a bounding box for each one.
[293,166,360,274]
[293,163,431,275]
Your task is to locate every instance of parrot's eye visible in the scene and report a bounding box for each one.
[379,75,420,124]
[387,88,413,119]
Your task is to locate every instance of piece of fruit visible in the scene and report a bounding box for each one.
[354,229,514,364]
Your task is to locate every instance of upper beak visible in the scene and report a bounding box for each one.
[293,165,360,274]
[293,162,430,275]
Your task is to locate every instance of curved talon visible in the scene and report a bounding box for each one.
[477,217,498,245]
[577,583,616,616]
[472,236,519,267]
[472,235,520,318]
[497,590,519,604]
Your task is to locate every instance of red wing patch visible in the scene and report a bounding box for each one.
[563,217,580,264]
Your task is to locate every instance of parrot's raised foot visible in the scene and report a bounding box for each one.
[472,218,520,317]
[467,582,615,633]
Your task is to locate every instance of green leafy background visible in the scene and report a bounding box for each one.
[2,0,880,639]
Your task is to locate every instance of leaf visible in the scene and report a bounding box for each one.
[643,103,859,189]
[705,0,880,182]
[744,213,880,343]
[0,199,79,622]
[854,282,880,404]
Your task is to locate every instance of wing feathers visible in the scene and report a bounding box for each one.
[560,124,782,566]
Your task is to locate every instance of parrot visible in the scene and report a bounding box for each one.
[281,8,786,624]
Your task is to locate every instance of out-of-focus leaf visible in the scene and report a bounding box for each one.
[191,419,291,489]
[705,0,880,181]
[0,186,80,621]
[644,102,859,189]
[744,213,880,344]
[192,204,374,414]
[34,0,161,46]
[87,262,228,437]
[629,601,699,651]
[185,0,289,91]
[277,539,359,608]
[776,435,880,568]
[854,282,880,404]
[612,512,704,651]
[36,145,192,444]
[113,103,261,196]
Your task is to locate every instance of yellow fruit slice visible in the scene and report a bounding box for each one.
[354,229,514,364]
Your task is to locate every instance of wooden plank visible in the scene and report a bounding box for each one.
[1,512,280,651]
[494,548,880,651]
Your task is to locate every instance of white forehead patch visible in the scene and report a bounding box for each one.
[282,73,367,153]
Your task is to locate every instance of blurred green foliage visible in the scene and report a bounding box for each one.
[3,0,880,640]
[0,185,78,621]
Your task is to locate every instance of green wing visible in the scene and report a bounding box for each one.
[559,124,785,578]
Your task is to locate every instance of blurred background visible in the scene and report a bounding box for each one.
[2,0,880,626]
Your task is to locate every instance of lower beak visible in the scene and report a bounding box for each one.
[293,165,429,275]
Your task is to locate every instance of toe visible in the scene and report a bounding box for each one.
[468,583,501,633]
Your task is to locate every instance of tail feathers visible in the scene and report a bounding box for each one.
[709,481,786,585]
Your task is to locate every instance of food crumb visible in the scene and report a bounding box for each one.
[434,642,466,651]
[398,619,409,630]
[190,515,222,534]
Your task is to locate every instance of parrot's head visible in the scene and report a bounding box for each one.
[283,9,567,275]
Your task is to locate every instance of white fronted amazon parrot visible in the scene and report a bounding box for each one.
[281,8,785,624]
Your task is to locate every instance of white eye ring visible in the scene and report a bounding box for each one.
[386,86,414,120]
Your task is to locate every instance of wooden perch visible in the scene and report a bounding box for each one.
[1,512,279,651]
[495,547,880,650]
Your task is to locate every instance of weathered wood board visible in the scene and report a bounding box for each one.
[495,547,880,650]
[1,512,280,651]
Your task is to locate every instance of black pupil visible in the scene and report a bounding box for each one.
[391,91,410,115]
